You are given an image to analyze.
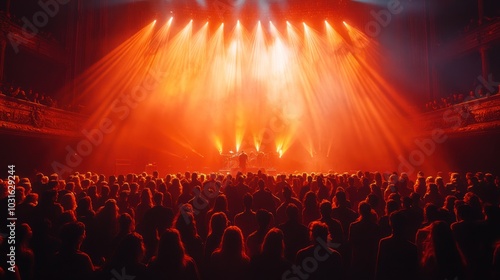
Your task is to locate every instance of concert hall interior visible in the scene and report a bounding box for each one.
[1,1,500,279]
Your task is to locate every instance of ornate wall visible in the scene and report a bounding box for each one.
[0,95,85,138]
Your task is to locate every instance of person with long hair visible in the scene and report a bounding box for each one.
[209,226,250,280]
[204,212,229,264]
[148,229,199,280]
[249,228,291,280]
[420,221,467,280]
[96,232,148,280]
[302,191,320,226]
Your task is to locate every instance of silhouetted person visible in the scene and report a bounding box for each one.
[332,190,358,237]
[169,178,182,209]
[295,221,343,280]
[424,183,444,207]
[135,189,153,226]
[318,200,344,246]
[138,191,174,262]
[415,203,442,259]
[302,191,320,226]
[49,222,94,280]
[246,209,273,258]
[375,210,418,280]
[250,228,292,280]
[420,221,467,280]
[204,212,229,266]
[95,232,149,280]
[276,186,302,226]
[76,196,95,229]
[226,175,251,221]
[210,226,250,280]
[175,207,204,270]
[239,151,249,173]
[349,202,380,280]
[278,204,309,262]
[16,223,34,280]
[87,199,119,265]
[234,193,258,238]
[34,190,63,232]
[451,203,488,279]
[148,229,200,280]
[252,179,278,216]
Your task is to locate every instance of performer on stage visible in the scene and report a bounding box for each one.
[239,150,248,172]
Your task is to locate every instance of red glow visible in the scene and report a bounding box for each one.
[70,19,425,172]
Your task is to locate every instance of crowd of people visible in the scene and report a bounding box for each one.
[1,169,499,280]
[0,82,79,112]
[424,86,498,112]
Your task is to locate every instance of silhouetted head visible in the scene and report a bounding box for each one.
[309,221,329,243]
[285,204,299,222]
[114,232,145,265]
[118,212,134,232]
[258,179,265,190]
[243,193,253,210]
[283,186,292,200]
[256,209,272,230]
[219,226,246,258]
[213,194,228,212]
[59,222,86,251]
[303,191,318,209]
[358,201,372,219]
[153,191,163,206]
[209,212,229,235]
[389,210,408,236]
[157,229,187,266]
[385,199,400,216]
[261,228,284,258]
[424,203,440,223]
[320,200,332,217]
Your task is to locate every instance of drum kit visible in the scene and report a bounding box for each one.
[220,150,269,169]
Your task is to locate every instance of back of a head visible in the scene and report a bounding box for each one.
[115,232,144,264]
[309,221,329,243]
[283,186,292,199]
[285,204,299,222]
[303,191,318,209]
[220,226,245,257]
[153,191,163,206]
[428,183,439,194]
[243,193,253,209]
[210,212,229,235]
[389,210,408,236]
[214,194,228,211]
[456,204,473,221]
[320,200,332,217]
[258,179,265,190]
[118,213,134,232]
[386,199,400,215]
[358,201,372,219]
[424,203,440,223]
[158,229,185,265]
[262,228,284,257]
[256,209,272,229]
[59,221,86,249]
[335,190,347,205]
